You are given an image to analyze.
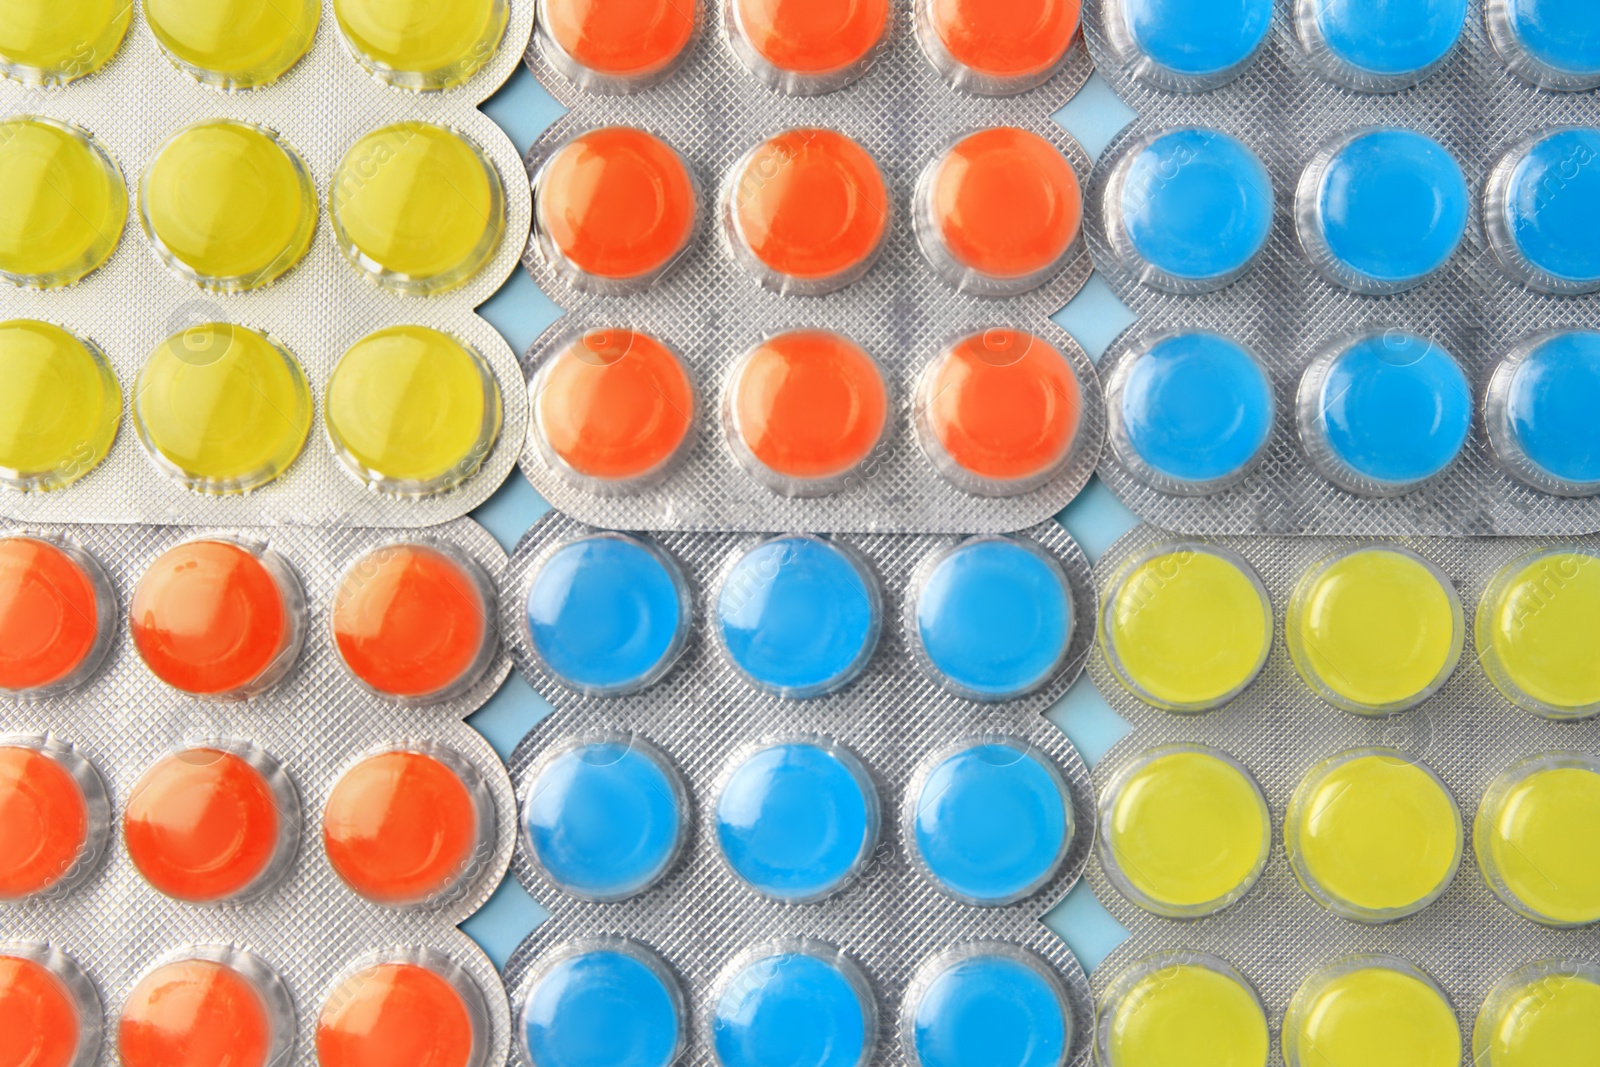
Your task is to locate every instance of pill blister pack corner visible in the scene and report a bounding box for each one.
[496,511,1105,1065]
[515,7,1108,534]
[1083,0,1600,536]
[0,1,534,527]
[0,517,520,1067]
[1086,523,1600,1064]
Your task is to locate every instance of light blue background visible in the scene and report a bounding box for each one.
[461,67,1145,975]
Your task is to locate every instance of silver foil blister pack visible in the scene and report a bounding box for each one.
[496,510,1106,1065]
[515,8,1107,534]
[0,1,534,527]
[1084,523,1600,1060]
[1082,0,1600,536]
[0,517,519,1067]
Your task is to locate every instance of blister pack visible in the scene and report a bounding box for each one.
[1084,523,1600,1066]
[0,1,534,527]
[1082,0,1600,536]
[0,517,519,1067]
[492,510,1106,1066]
[515,0,1107,534]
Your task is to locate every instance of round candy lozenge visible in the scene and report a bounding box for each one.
[1098,746,1270,918]
[130,540,304,699]
[1097,954,1268,1067]
[1476,548,1600,718]
[324,748,488,907]
[916,127,1082,296]
[124,746,297,904]
[1297,128,1469,294]
[916,0,1082,95]
[916,329,1085,497]
[332,543,496,702]
[724,330,889,496]
[725,129,890,294]
[716,740,879,902]
[1475,752,1600,927]
[1106,128,1274,293]
[1099,543,1272,712]
[1297,331,1472,495]
[1108,0,1273,90]
[1284,957,1461,1067]
[1297,0,1467,90]
[532,328,696,491]
[0,742,106,900]
[133,324,313,495]
[1486,127,1600,294]
[712,945,873,1067]
[334,0,508,89]
[535,0,696,91]
[729,0,891,94]
[331,123,505,295]
[143,0,318,88]
[0,537,114,696]
[0,321,120,493]
[1487,0,1600,90]
[913,537,1074,701]
[1473,960,1600,1067]
[1286,749,1462,922]
[908,738,1072,905]
[0,949,96,1067]
[0,0,130,84]
[533,126,696,294]
[522,737,685,901]
[1486,331,1600,496]
[716,536,880,698]
[119,953,291,1067]
[518,941,684,1067]
[524,534,689,695]
[140,120,316,291]
[326,326,502,497]
[907,947,1071,1067]
[318,958,485,1067]
[1107,331,1274,495]
[1286,545,1463,714]
[0,118,126,289]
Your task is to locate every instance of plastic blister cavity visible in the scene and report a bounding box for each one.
[1474,546,1600,719]
[520,3,1100,534]
[532,0,699,94]
[0,735,111,901]
[1473,959,1600,1066]
[0,321,121,493]
[1084,525,1600,1048]
[329,541,499,703]
[323,744,496,908]
[1295,128,1469,295]
[118,945,296,1067]
[516,938,687,1067]
[1099,0,1273,92]
[728,0,893,96]
[0,517,519,1067]
[1484,330,1600,497]
[1283,956,1462,1067]
[1484,126,1600,296]
[1094,952,1269,1067]
[1103,330,1274,497]
[129,538,307,700]
[0,2,533,529]
[716,737,881,903]
[711,939,877,1067]
[1101,127,1274,294]
[1096,744,1271,919]
[1486,0,1600,90]
[316,948,492,1067]
[0,534,116,698]
[0,941,103,1067]
[913,0,1085,97]
[1295,0,1469,92]
[903,943,1074,1067]
[1473,750,1600,927]
[501,512,1100,1067]
[522,531,693,696]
